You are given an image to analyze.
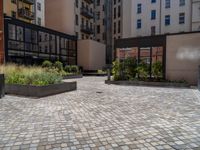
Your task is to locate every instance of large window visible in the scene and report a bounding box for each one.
[179,13,185,24]
[151,10,156,20]
[137,19,142,29]
[165,0,170,8]
[165,15,170,26]
[137,4,142,14]
[180,0,185,6]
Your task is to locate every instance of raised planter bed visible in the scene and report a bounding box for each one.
[0,74,5,98]
[63,74,83,79]
[83,73,107,76]
[105,80,190,88]
[5,81,77,98]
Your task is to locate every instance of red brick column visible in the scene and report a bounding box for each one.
[0,0,4,64]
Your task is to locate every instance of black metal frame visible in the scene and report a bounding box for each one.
[114,35,166,79]
[4,16,77,65]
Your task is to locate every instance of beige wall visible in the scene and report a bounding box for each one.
[166,33,200,85]
[45,0,75,35]
[78,40,106,70]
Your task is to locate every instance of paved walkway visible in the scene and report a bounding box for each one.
[0,77,200,150]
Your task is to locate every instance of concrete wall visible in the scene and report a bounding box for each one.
[166,33,200,85]
[45,0,75,35]
[78,40,106,71]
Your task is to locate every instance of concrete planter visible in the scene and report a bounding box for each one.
[105,80,190,88]
[63,74,83,79]
[0,74,5,98]
[5,82,77,98]
[198,66,200,91]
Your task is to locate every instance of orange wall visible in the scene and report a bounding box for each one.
[0,0,3,64]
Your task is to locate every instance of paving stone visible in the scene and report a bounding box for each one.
[0,77,200,149]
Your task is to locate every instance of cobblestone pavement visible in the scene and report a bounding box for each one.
[0,77,200,150]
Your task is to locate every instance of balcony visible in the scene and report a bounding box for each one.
[18,8,35,20]
[19,0,34,5]
[81,25,93,34]
[84,0,94,4]
[81,7,94,19]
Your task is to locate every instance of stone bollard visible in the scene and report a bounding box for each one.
[0,74,5,98]
[107,69,111,81]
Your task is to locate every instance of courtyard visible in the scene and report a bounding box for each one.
[0,77,200,150]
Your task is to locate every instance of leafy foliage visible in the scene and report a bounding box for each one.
[42,60,53,68]
[152,61,163,79]
[136,62,149,80]
[1,64,62,86]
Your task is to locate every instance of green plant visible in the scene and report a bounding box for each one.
[64,65,71,73]
[42,60,53,68]
[152,61,163,79]
[136,62,149,80]
[112,60,123,81]
[97,70,107,74]
[54,61,63,71]
[1,64,63,86]
[124,57,137,80]
[71,65,79,73]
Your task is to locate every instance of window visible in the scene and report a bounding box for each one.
[151,26,156,35]
[137,19,142,29]
[179,13,185,24]
[37,2,41,11]
[96,0,100,6]
[180,0,185,6]
[151,0,156,3]
[11,0,16,4]
[114,8,116,19]
[165,0,170,8]
[118,6,121,17]
[118,21,121,33]
[114,22,116,34]
[76,0,78,8]
[137,4,142,14]
[97,25,100,34]
[151,10,156,20]
[75,15,79,25]
[165,15,170,26]
[37,17,41,26]
[11,11,16,18]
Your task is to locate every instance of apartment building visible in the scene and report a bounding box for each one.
[46,0,95,40]
[94,0,106,43]
[3,0,45,26]
[116,0,200,38]
[34,0,45,26]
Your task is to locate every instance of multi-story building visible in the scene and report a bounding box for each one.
[46,0,95,40]
[34,0,45,26]
[115,0,200,39]
[3,0,45,26]
[94,0,106,43]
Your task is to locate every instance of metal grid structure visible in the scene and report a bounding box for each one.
[4,16,77,65]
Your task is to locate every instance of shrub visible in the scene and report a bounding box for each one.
[54,61,63,71]
[64,65,71,73]
[112,60,123,81]
[71,65,79,73]
[42,60,52,68]
[124,57,137,80]
[1,64,62,86]
[136,62,149,80]
[152,61,163,79]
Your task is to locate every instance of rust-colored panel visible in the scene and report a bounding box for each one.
[0,0,3,64]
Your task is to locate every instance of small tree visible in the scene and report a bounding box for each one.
[136,62,149,80]
[124,57,137,80]
[112,60,123,81]
[152,61,163,80]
